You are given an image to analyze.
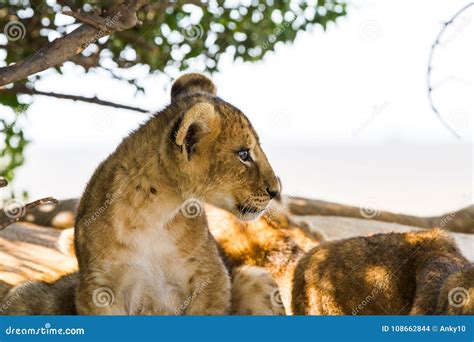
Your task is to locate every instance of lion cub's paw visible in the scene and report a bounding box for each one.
[57,227,75,257]
[231,266,285,315]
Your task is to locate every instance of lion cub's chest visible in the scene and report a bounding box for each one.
[117,221,195,315]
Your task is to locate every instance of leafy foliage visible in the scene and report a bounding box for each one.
[0,0,347,181]
[0,102,29,182]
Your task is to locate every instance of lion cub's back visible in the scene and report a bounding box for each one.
[292,229,468,315]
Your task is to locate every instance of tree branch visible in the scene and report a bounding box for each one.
[62,9,114,31]
[0,197,59,231]
[0,0,149,86]
[426,2,474,140]
[1,85,150,113]
[0,178,59,230]
[70,53,101,71]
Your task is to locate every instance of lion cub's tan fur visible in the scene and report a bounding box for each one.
[2,74,280,315]
[208,200,321,314]
[292,229,473,315]
[74,73,279,315]
[1,274,77,315]
[2,208,472,315]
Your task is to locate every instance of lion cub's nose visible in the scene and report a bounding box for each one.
[266,187,279,199]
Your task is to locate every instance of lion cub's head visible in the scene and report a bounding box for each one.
[166,73,279,220]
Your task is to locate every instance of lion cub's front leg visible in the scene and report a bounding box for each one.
[181,257,231,315]
[75,282,120,315]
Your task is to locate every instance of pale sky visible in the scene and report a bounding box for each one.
[15,0,473,146]
[3,0,474,215]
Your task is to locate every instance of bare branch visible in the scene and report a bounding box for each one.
[0,0,149,86]
[62,9,112,31]
[0,197,59,231]
[1,85,150,113]
[427,2,474,140]
[70,53,101,71]
[25,197,59,211]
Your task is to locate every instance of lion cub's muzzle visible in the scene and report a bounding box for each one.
[236,193,274,221]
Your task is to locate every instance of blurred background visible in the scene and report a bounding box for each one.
[1,0,472,216]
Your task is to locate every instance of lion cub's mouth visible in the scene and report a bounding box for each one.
[236,203,267,221]
[237,204,262,214]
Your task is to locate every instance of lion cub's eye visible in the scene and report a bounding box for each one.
[237,149,251,163]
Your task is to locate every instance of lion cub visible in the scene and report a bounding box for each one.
[292,229,472,315]
[72,73,280,315]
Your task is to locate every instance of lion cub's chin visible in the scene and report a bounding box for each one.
[237,211,265,221]
[235,204,269,221]
[211,203,265,221]
[206,196,268,221]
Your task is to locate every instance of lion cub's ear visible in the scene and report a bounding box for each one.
[175,102,221,160]
[171,73,217,101]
